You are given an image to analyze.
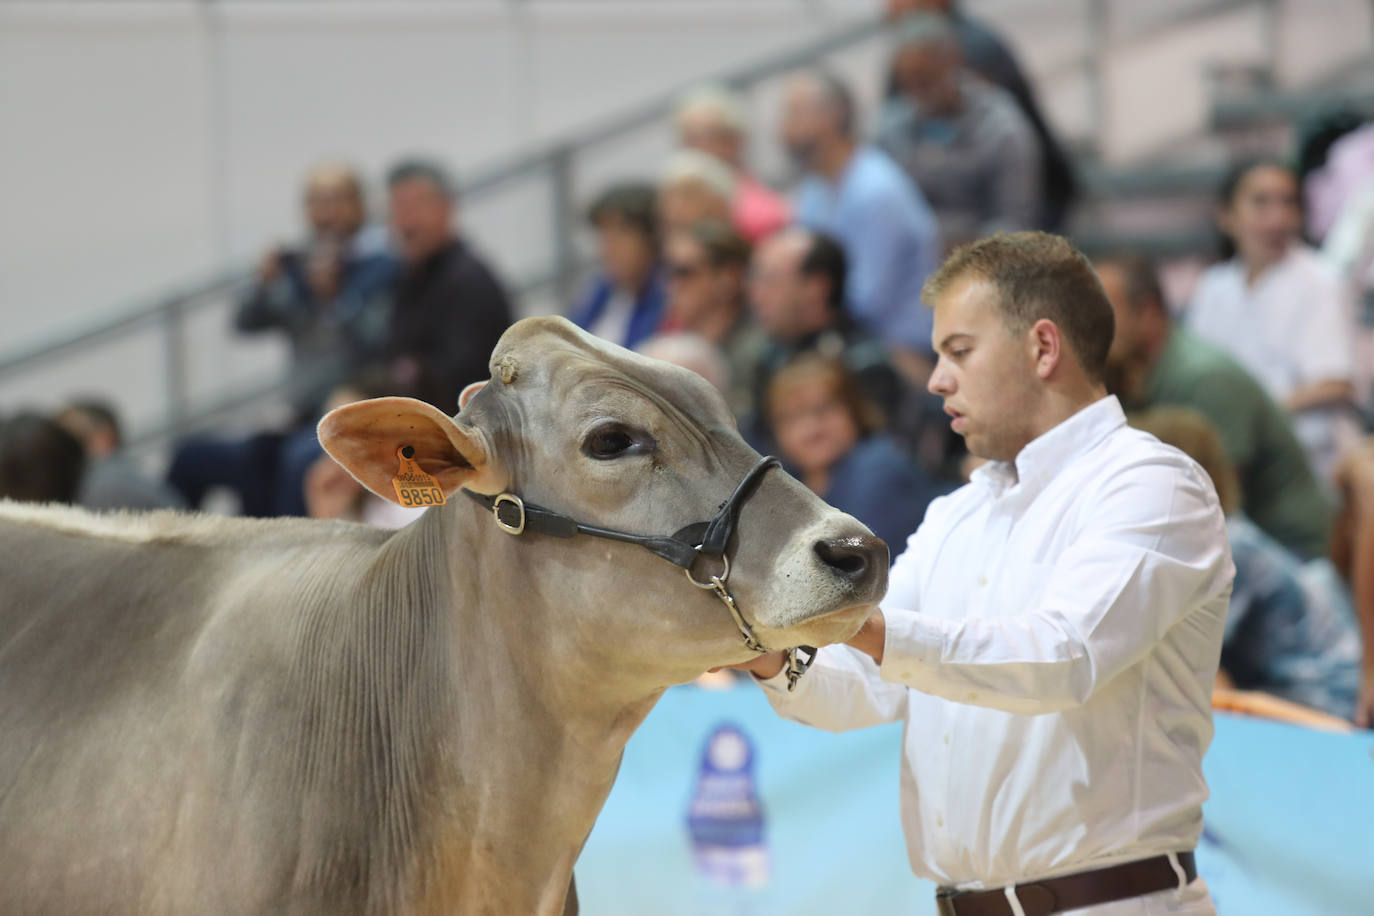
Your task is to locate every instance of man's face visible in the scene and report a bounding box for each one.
[305,180,364,240]
[748,234,809,338]
[892,42,961,114]
[927,276,1039,462]
[1095,264,1141,367]
[389,178,453,263]
[779,79,832,172]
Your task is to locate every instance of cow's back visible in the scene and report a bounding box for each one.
[0,503,392,914]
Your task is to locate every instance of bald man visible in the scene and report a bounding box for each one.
[236,161,397,419]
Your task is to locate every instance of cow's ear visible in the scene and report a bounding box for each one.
[458,380,486,409]
[317,396,505,504]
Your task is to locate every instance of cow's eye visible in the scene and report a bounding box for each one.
[583,424,649,460]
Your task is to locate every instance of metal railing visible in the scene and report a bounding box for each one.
[1,0,1365,450]
[0,13,893,450]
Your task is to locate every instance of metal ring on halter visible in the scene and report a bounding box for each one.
[491,494,526,535]
[684,546,729,589]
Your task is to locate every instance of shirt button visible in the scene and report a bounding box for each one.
[936,814,944,828]
[968,692,979,701]
[943,734,951,745]
[977,575,988,587]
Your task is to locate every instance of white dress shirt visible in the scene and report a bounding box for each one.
[759,396,1233,913]
[1187,245,1361,482]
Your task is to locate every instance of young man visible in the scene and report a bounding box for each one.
[739,232,1232,914]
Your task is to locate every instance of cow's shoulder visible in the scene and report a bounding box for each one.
[0,500,386,551]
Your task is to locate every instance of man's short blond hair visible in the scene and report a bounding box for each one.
[922,231,1115,383]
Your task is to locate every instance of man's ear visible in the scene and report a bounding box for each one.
[317,396,505,504]
[1030,318,1062,379]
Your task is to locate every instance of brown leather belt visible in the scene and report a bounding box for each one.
[934,852,1197,916]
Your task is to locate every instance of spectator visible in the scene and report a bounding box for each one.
[235,162,395,419]
[1319,133,1374,411]
[1187,158,1362,483]
[780,68,940,381]
[568,182,667,349]
[0,413,85,504]
[878,14,1042,249]
[658,150,736,236]
[1132,407,1361,722]
[302,373,426,529]
[1302,113,1368,243]
[746,227,904,441]
[765,354,949,553]
[1096,252,1335,560]
[386,158,514,414]
[54,399,184,511]
[674,84,791,242]
[885,0,1078,229]
[1333,439,1374,726]
[170,160,512,520]
[167,427,295,518]
[660,220,763,418]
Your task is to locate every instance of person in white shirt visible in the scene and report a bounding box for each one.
[1187,158,1362,484]
[733,232,1233,915]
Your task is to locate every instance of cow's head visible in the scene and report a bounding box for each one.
[319,317,887,682]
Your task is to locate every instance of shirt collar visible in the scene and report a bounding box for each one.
[970,395,1126,498]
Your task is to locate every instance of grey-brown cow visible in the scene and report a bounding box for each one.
[0,317,886,915]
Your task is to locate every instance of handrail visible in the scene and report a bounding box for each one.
[0,0,1293,377]
[0,268,245,381]
[0,15,886,382]
[1,0,1359,449]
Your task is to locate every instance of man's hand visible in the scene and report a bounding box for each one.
[845,610,886,664]
[715,609,887,680]
[256,246,284,284]
[714,652,787,680]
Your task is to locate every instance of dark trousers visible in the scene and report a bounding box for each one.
[168,426,323,518]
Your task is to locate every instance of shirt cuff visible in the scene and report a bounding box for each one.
[753,665,794,695]
[877,608,948,686]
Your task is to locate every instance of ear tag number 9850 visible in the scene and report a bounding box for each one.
[392,445,447,508]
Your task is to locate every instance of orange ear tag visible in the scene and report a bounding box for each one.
[392,445,447,508]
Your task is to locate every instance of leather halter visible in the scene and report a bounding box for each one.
[464,455,817,690]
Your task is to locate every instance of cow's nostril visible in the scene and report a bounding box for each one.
[813,535,885,582]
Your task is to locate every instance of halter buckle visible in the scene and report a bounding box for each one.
[492,494,526,535]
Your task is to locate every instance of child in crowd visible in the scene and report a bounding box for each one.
[764,354,950,556]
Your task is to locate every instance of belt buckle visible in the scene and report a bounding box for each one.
[934,888,962,916]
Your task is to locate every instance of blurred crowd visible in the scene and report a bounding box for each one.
[3,3,1374,725]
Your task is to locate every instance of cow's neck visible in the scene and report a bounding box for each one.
[394,500,670,915]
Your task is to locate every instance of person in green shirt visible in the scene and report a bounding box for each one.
[1096,253,1334,559]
